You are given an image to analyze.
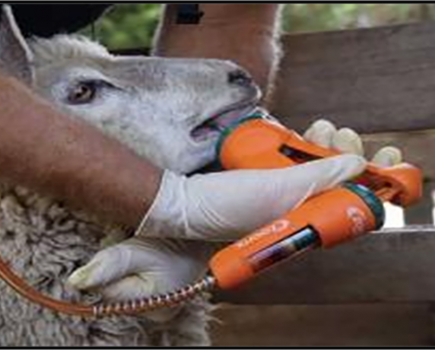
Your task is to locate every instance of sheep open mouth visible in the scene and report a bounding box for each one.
[191,104,257,142]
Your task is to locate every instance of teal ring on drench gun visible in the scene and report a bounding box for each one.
[0,109,423,316]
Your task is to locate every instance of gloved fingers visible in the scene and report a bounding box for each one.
[186,154,367,240]
[67,237,213,291]
[303,119,337,148]
[68,238,215,322]
[67,238,166,290]
[332,127,364,156]
[304,120,364,156]
[305,120,402,167]
[371,146,402,168]
[97,242,222,301]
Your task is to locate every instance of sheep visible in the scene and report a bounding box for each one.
[0,6,260,346]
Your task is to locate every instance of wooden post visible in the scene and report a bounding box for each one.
[405,180,433,225]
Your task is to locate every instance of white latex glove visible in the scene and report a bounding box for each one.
[135,120,402,242]
[68,237,215,322]
[68,119,403,320]
[136,154,366,241]
[303,119,402,167]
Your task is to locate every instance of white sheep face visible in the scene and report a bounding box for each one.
[29,36,261,174]
[0,5,261,174]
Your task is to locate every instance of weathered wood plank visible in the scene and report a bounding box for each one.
[211,304,433,347]
[214,226,435,304]
[405,180,434,224]
[272,22,435,133]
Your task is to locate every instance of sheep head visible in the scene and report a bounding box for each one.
[0,5,261,174]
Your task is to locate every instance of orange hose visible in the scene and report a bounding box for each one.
[0,255,216,317]
[0,257,94,317]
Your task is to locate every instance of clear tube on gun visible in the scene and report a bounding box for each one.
[248,226,321,273]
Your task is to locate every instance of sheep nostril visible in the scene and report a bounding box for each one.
[228,69,253,87]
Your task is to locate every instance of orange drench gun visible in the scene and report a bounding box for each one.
[208,108,423,290]
[0,109,423,318]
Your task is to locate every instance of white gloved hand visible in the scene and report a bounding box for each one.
[68,118,402,320]
[137,154,365,241]
[136,120,402,241]
[67,237,215,321]
[303,119,402,167]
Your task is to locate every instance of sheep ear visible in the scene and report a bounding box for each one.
[0,5,34,86]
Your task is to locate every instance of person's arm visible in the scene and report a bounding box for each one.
[153,4,282,95]
[0,74,162,227]
[0,70,371,243]
[0,4,282,233]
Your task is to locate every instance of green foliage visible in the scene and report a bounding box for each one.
[283,3,435,33]
[81,4,161,50]
[80,4,435,50]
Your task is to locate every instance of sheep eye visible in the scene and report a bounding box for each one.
[67,81,98,104]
